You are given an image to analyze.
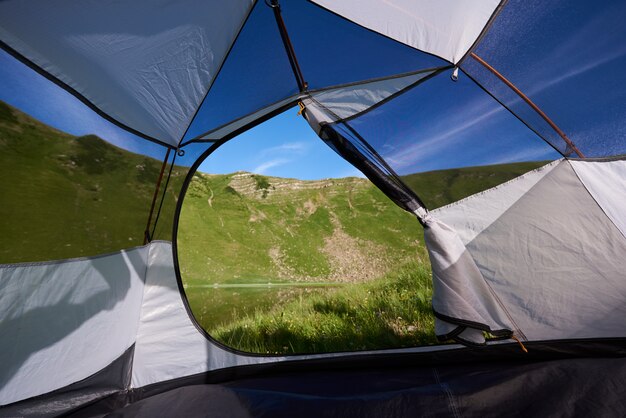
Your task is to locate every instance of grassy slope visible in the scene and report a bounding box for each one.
[0,100,178,262]
[177,172,425,285]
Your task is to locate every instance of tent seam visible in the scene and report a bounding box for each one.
[431,366,460,418]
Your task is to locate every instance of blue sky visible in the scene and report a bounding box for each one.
[196,109,364,179]
[1,0,624,179]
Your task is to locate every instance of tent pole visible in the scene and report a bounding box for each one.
[470,52,585,158]
[268,0,308,91]
[144,148,171,244]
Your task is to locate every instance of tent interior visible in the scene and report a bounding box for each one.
[1,0,625,416]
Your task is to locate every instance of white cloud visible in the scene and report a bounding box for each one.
[385,97,504,170]
[260,141,309,157]
[253,158,290,174]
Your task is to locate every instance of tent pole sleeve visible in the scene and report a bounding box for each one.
[144,148,171,244]
[269,0,308,91]
[470,52,585,158]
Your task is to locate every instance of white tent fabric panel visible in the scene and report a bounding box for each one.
[131,241,216,388]
[424,217,513,345]
[0,0,254,146]
[0,247,148,405]
[432,160,561,245]
[308,70,436,121]
[435,160,626,342]
[310,0,502,64]
[570,158,626,239]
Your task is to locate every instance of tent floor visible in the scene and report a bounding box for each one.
[77,349,626,418]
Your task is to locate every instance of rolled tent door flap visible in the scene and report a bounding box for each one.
[424,215,514,345]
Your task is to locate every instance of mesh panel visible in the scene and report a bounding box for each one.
[0,50,173,263]
[463,0,626,158]
[343,71,561,209]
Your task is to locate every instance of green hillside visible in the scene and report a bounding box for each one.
[0,100,181,263]
[177,172,425,285]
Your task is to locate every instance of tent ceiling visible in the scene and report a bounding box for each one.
[0,0,503,149]
[0,0,255,147]
[1,0,624,158]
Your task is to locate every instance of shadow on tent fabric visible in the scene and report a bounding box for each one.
[0,246,146,394]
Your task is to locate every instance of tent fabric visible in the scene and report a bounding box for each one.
[0,0,255,146]
[310,0,503,64]
[306,69,440,122]
[431,159,626,343]
[0,345,134,418]
[1,0,626,414]
[431,160,561,245]
[0,247,147,405]
[424,217,513,345]
[131,241,220,388]
[0,240,456,409]
[570,158,626,239]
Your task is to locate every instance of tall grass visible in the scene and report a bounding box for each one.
[210,262,437,354]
